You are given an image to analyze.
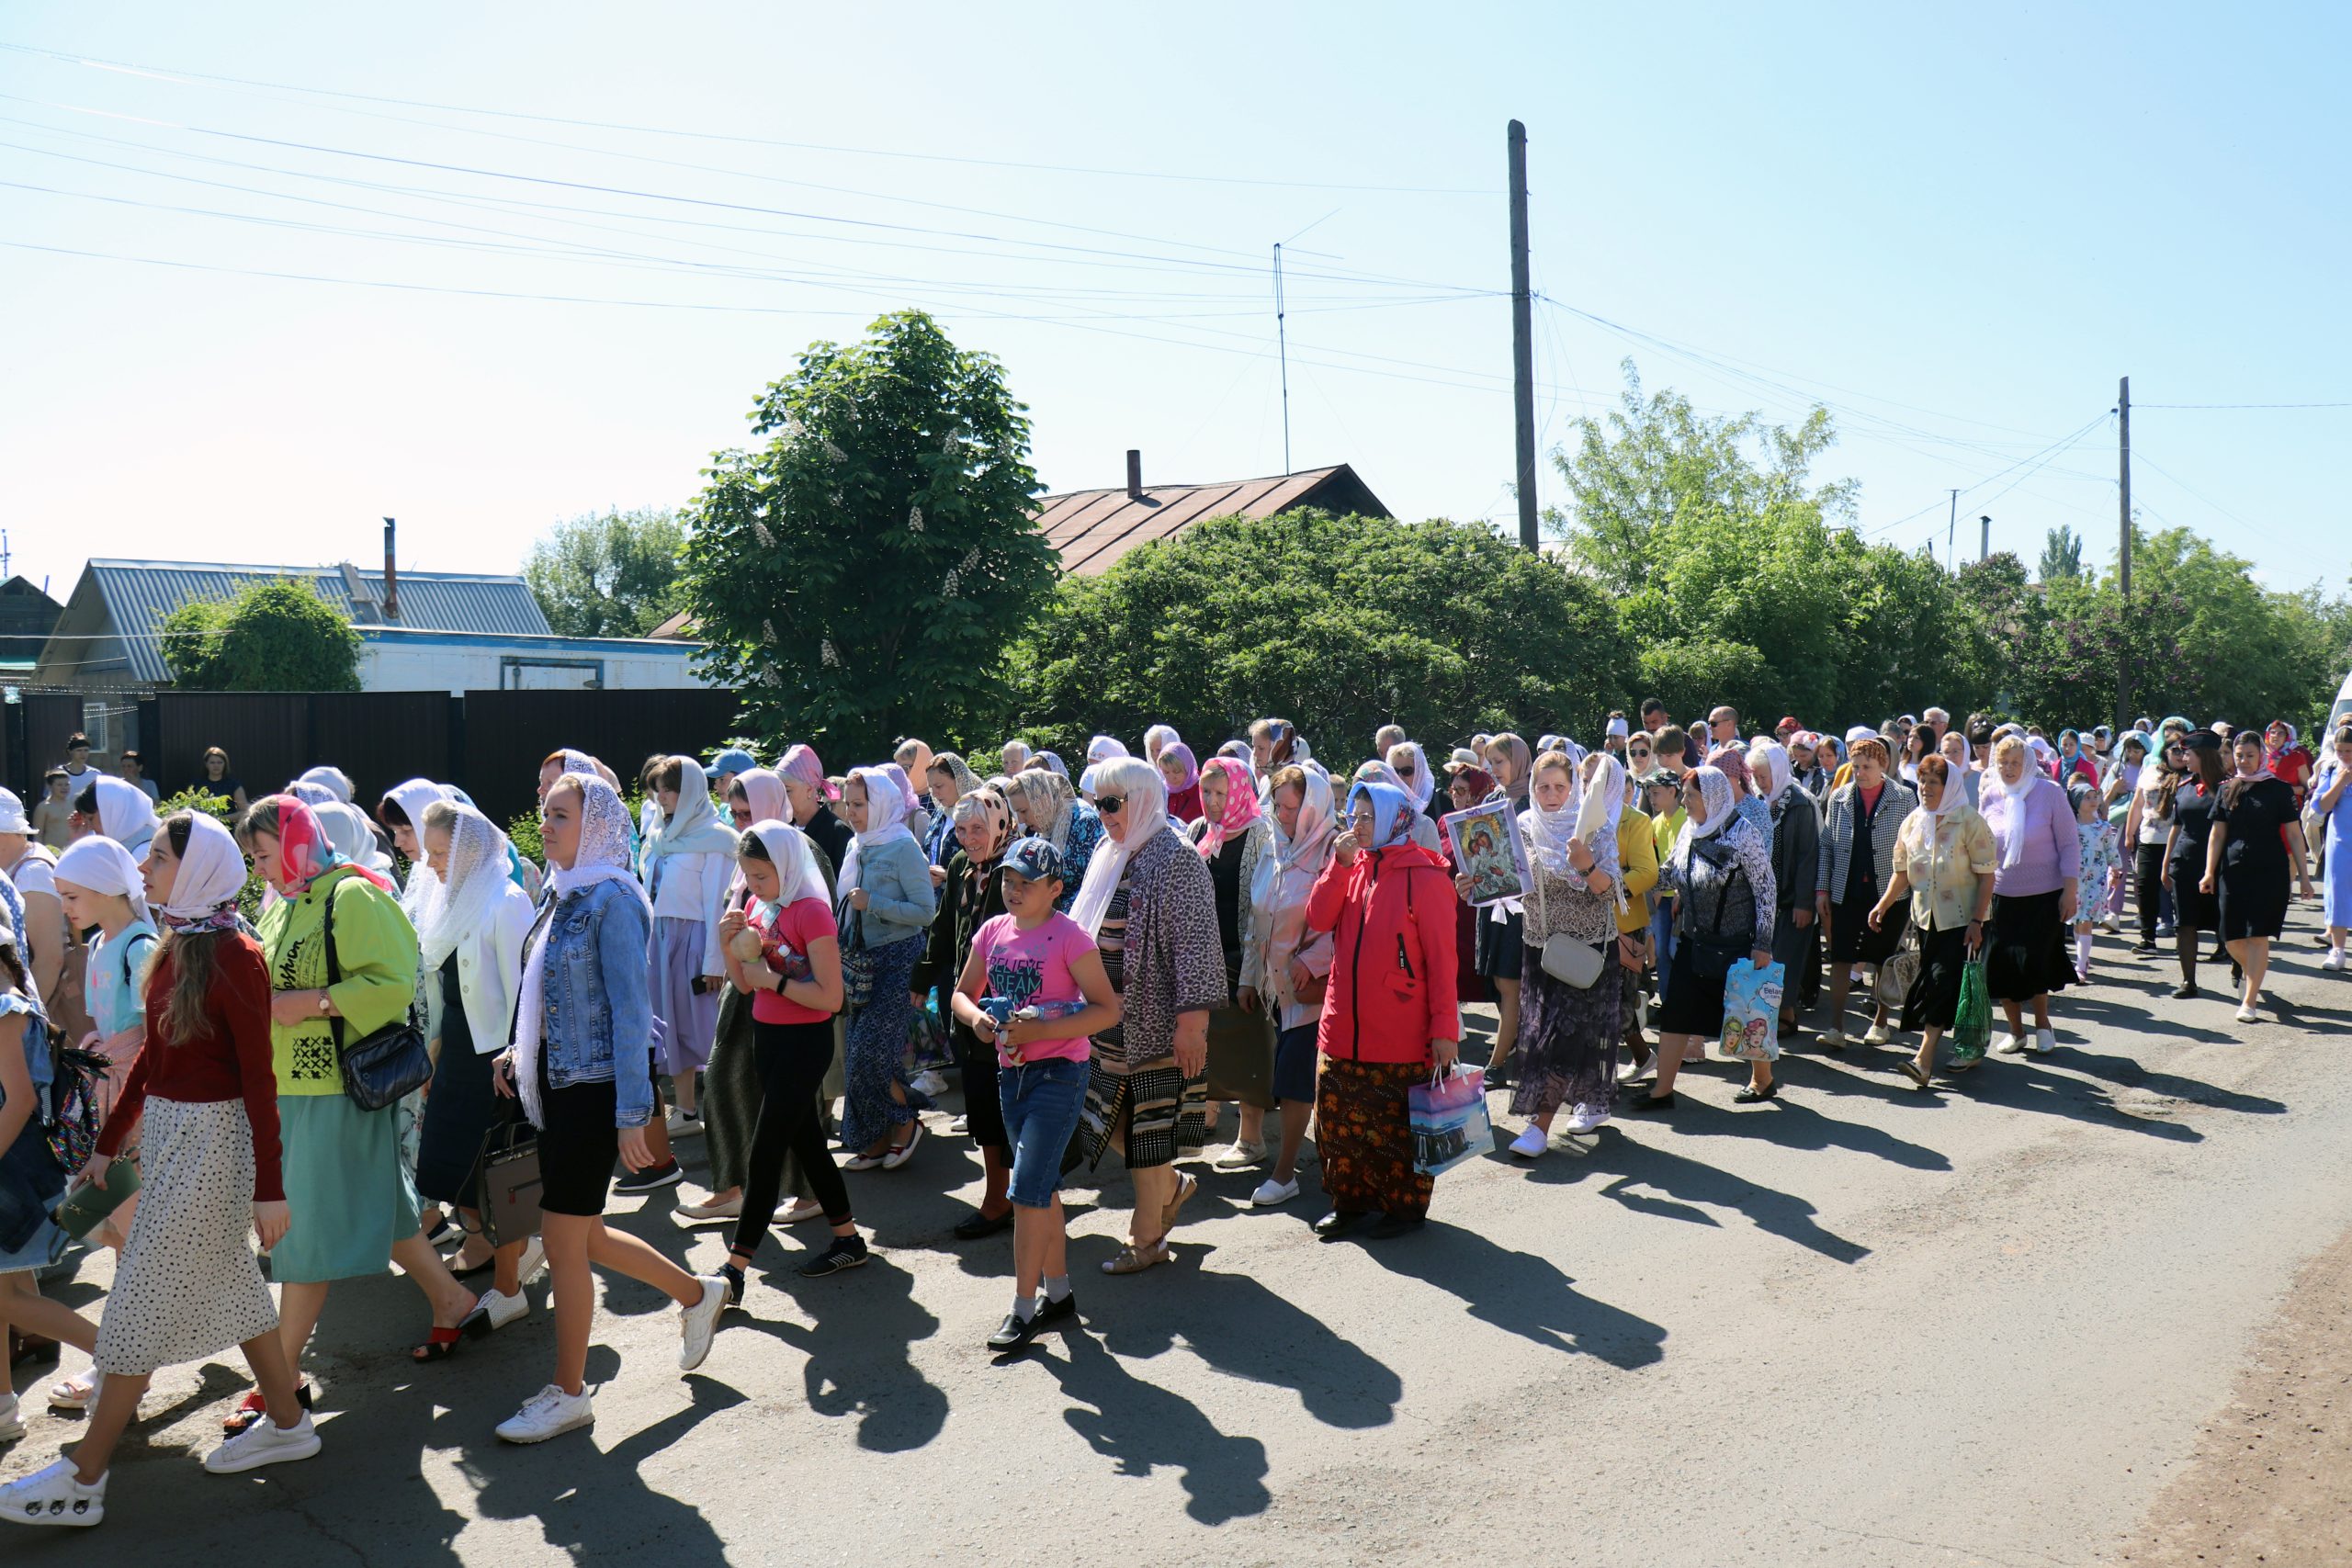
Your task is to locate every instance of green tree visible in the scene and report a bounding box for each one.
[523,508,689,637]
[158,578,361,692]
[2038,525,2085,583]
[680,310,1053,758]
[1004,510,1634,759]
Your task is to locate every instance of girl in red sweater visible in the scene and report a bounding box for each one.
[0,812,314,1530]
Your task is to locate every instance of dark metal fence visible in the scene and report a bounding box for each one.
[6,688,740,827]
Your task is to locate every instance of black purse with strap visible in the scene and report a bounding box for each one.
[1680,838,1751,980]
[322,881,435,1112]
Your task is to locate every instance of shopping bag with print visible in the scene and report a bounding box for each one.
[1716,960,1784,1063]
[1409,1063,1491,1177]
[1950,955,1993,1066]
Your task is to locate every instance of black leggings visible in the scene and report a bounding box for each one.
[731,1016,852,1259]
[2134,843,2166,944]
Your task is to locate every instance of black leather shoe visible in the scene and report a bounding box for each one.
[1732,1081,1780,1104]
[987,1312,1042,1352]
[1313,1209,1367,1239]
[1366,1213,1426,1240]
[1621,1090,1676,1113]
[953,1209,1016,1241]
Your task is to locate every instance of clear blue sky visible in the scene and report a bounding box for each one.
[3,4,2345,606]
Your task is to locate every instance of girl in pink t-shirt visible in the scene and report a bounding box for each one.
[950,836,1120,1352]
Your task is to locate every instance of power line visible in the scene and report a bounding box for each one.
[2136,400,2352,410]
[0,39,1497,196]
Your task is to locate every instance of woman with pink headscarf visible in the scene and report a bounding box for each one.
[776,744,853,876]
[1188,757,1275,1165]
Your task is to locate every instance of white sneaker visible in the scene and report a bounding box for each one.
[1250,1176,1300,1207]
[1564,1105,1610,1134]
[948,1114,968,1135]
[496,1383,594,1445]
[678,1274,729,1371]
[675,1193,743,1223]
[473,1286,529,1333]
[842,1152,887,1172]
[1995,1033,2028,1055]
[2324,949,2346,972]
[663,1107,703,1138]
[1510,1125,1549,1159]
[2031,1028,2057,1055]
[516,1236,548,1288]
[1861,1022,1894,1045]
[881,1122,922,1170]
[0,1392,22,1443]
[0,1459,105,1527]
[2235,1004,2260,1024]
[203,1410,321,1474]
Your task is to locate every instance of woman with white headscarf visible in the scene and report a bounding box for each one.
[1471,733,1534,1084]
[1142,725,1181,767]
[295,766,355,805]
[487,773,727,1444]
[1748,738,1820,1040]
[1010,770,1103,913]
[1870,754,1997,1089]
[1631,766,1778,1111]
[409,801,541,1325]
[639,756,739,1144]
[53,836,157,1126]
[1385,740,1439,825]
[1072,756,1227,1272]
[1507,750,1623,1154]
[1979,733,2080,1055]
[835,765,938,1172]
[377,778,450,921]
[714,819,863,1301]
[1238,764,1335,1208]
[74,776,159,864]
[0,813,318,1519]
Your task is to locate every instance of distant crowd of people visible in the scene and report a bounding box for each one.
[0,701,2339,1528]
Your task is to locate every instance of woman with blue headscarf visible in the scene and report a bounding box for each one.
[1302,778,1459,1240]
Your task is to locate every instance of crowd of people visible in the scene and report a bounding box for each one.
[0,700,2339,1526]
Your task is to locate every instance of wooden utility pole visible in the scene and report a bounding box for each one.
[2117,376,2132,726]
[1509,119,1538,551]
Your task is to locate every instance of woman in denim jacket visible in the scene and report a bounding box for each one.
[490,773,727,1446]
[836,766,938,1171]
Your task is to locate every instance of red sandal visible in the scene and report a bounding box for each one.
[223,1382,313,1434]
[411,1325,466,1363]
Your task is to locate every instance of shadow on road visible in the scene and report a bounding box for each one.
[1043,1326,1272,1525]
[1355,1220,1668,1367]
[726,1254,947,1453]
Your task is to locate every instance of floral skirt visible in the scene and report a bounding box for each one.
[1315,1057,1432,1220]
[1512,949,1623,1121]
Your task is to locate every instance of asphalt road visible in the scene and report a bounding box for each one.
[6,908,2348,1566]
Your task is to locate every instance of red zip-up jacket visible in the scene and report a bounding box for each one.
[1306,840,1461,1065]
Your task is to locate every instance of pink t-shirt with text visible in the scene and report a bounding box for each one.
[969,911,1096,1066]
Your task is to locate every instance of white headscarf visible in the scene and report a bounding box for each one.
[1250,767,1334,924]
[1391,740,1434,812]
[318,800,393,877]
[153,813,249,931]
[297,765,355,804]
[384,777,452,919]
[1917,758,1969,824]
[514,775,650,1127]
[1747,739,1792,810]
[645,756,739,865]
[1574,752,1627,844]
[53,835,151,927]
[91,775,160,863]
[1143,725,1180,761]
[1087,735,1128,765]
[416,804,516,972]
[1069,757,1168,938]
[837,764,915,901]
[1524,762,1584,877]
[745,819,831,910]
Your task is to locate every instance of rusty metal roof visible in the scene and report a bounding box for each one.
[1035,463,1389,576]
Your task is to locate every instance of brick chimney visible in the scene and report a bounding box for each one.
[381,517,401,622]
[1125,448,1142,500]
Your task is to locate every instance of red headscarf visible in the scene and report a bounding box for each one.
[265,794,395,897]
[1195,755,1262,858]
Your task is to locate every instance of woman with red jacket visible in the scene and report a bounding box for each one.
[1305,780,1460,1241]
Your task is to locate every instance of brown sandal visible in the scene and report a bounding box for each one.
[1100,1240,1171,1276]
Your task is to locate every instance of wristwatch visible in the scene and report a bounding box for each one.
[316,990,333,1015]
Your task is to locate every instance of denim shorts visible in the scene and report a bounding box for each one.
[998,1055,1090,1210]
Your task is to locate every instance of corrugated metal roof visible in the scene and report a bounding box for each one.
[1035,464,1388,576]
[84,558,550,682]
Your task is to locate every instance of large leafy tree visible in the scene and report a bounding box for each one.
[1005,510,1634,760]
[524,508,687,637]
[158,578,361,692]
[681,310,1052,758]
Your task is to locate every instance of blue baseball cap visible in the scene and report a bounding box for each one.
[709,747,759,778]
[1001,835,1066,885]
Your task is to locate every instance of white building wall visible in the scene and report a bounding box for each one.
[356,637,713,695]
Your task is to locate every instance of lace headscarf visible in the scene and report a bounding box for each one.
[930,752,983,800]
[1681,765,1736,840]
[1195,755,1263,859]
[1087,735,1129,766]
[416,805,515,972]
[296,765,355,804]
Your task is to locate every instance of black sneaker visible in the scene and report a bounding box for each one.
[797,1235,869,1278]
[613,1161,684,1196]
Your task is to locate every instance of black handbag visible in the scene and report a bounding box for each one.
[469,1116,543,1247]
[839,908,876,1009]
[322,884,435,1112]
